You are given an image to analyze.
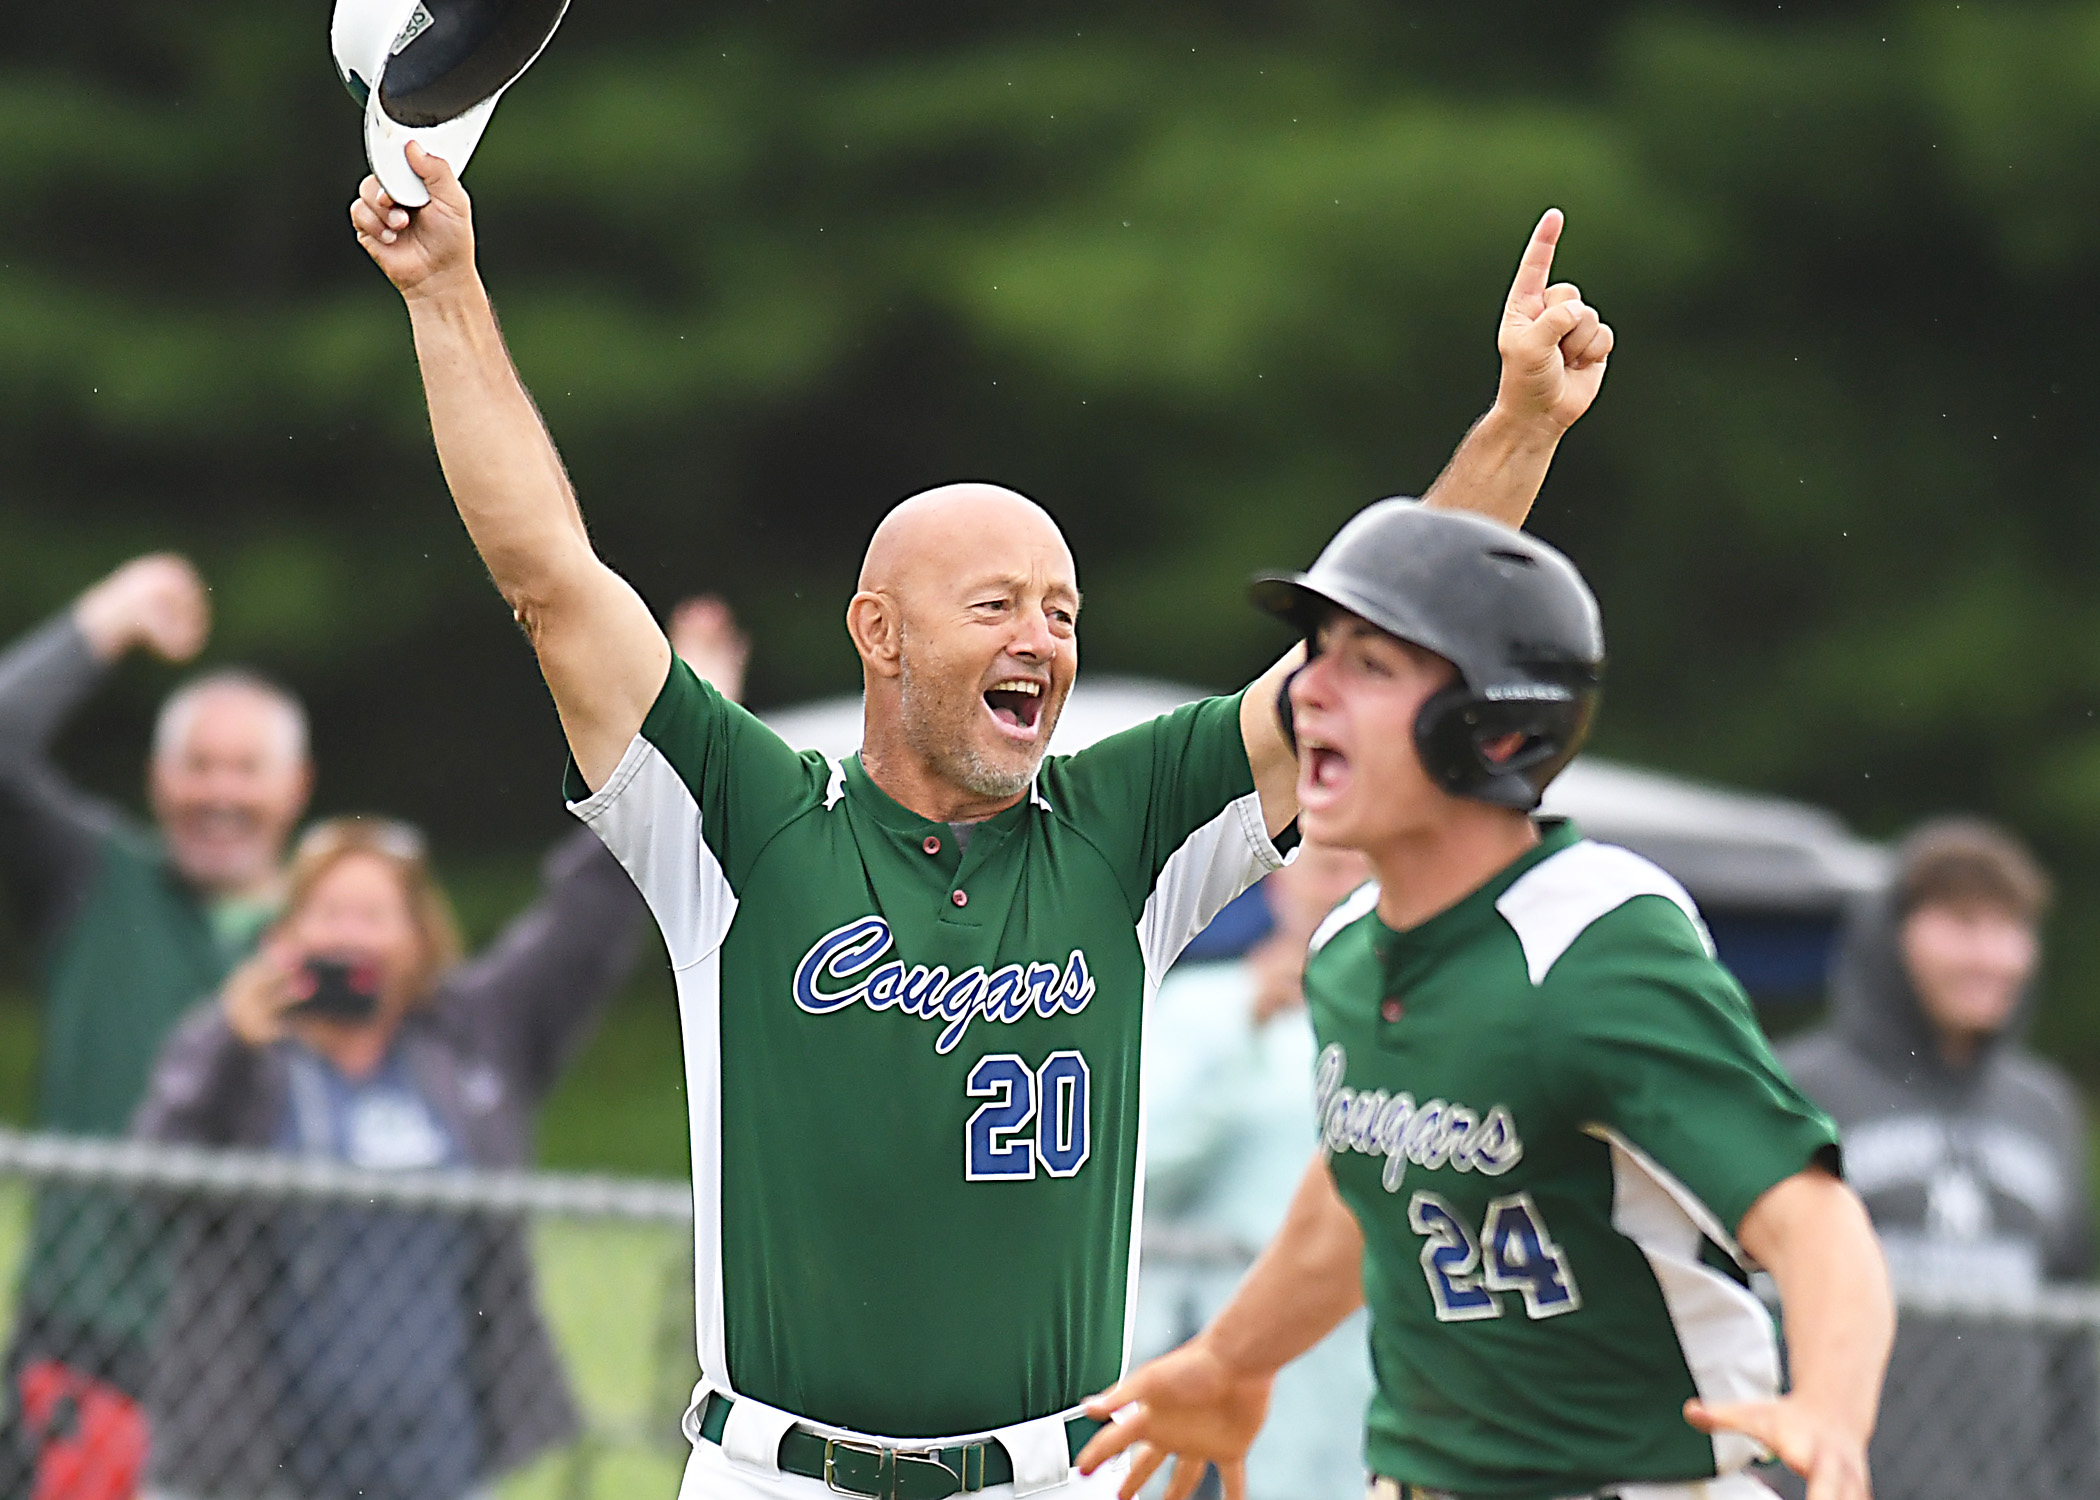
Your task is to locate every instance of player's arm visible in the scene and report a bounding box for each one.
[1687,1167,1893,1500]
[349,144,669,791]
[1078,1157,1365,1500]
[1241,210,1612,831]
[1420,208,1612,528]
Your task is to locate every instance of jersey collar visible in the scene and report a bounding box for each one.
[840,754,1040,840]
[1371,817,1582,977]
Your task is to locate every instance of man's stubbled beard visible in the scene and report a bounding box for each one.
[898,634,1055,801]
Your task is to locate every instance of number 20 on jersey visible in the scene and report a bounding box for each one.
[966,1052,1090,1180]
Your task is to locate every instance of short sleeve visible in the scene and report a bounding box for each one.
[1041,692,1291,976]
[1546,897,1841,1242]
[564,659,828,967]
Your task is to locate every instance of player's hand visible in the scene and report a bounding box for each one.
[73,553,210,665]
[1494,209,1613,433]
[1077,1339,1273,1500]
[1684,1395,1873,1500]
[668,596,752,705]
[350,142,477,303]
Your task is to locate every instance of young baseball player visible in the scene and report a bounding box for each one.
[1077,504,1894,1500]
[349,142,1614,1500]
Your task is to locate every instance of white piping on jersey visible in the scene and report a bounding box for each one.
[568,731,736,1391]
[1126,788,1280,1372]
[1309,881,1381,957]
[1584,1124,1747,1263]
[569,734,741,971]
[1588,1125,1775,1478]
[823,758,846,809]
[1495,841,1714,986]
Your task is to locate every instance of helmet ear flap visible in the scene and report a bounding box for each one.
[1273,655,1315,754]
[1413,688,1571,812]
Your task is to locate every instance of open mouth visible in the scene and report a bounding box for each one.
[983,678,1047,739]
[1301,744,1351,804]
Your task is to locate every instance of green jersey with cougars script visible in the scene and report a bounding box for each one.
[1305,820,1838,1500]
[567,662,1286,1439]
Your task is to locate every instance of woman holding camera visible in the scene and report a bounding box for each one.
[132,811,647,1500]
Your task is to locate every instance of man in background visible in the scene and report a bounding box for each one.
[1134,845,1375,1500]
[0,553,749,1495]
[1781,817,2096,1500]
[0,552,311,1493]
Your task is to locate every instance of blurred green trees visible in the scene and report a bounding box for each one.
[7,1,2100,1071]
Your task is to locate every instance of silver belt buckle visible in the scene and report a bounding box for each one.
[824,1437,890,1499]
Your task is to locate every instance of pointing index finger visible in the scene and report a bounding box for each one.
[1507,208,1566,312]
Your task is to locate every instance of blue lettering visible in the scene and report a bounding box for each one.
[983,965,1027,1024]
[864,961,907,1011]
[793,917,890,1014]
[791,916,1099,1054]
[1023,964,1060,1019]
[934,968,991,1054]
[898,964,949,1018]
[1058,951,1095,1015]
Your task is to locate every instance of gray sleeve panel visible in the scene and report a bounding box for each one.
[0,613,125,947]
[436,825,650,1106]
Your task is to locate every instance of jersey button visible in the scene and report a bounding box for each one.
[1381,997,1405,1023]
[922,835,941,855]
[951,889,969,908]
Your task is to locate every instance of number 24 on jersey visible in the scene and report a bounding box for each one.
[1409,1190,1582,1322]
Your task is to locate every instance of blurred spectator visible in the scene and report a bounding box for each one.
[1780,818,2096,1499]
[133,813,641,1500]
[1131,844,1377,1500]
[0,554,311,1491]
[128,595,749,1500]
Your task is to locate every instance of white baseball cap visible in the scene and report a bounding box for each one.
[332,0,570,208]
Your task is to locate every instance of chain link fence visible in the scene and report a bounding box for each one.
[0,1130,699,1500]
[0,1131,2092,1500]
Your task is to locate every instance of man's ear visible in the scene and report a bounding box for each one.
[846,591,904,679]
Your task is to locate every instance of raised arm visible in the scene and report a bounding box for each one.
[1687,1167,1894,1500]
[1078,1156,1365,1500]
[350,145,669,791]
[1241,209,1613,832]
[0,556,207,934]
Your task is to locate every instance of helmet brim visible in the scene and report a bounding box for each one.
[1249,572,1460,668]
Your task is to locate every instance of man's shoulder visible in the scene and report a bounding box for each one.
[1038,692,1248,794]
[1496,839,1714,989]
[1307,880,1382,964]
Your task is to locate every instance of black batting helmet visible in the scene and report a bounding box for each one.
[1250,499,1604,811]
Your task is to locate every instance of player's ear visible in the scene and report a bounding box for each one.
[846,591,903,678]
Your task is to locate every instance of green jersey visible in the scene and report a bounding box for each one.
[568,663,1287,1438]
[1305,821,1838,1499]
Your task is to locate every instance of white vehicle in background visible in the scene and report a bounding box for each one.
[767,675,1887,1004]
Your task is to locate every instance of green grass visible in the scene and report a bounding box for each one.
[499,1216,698,1500]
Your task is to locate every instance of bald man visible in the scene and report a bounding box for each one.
[352,146,1612,1500]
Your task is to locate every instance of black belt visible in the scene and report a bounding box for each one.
[697,1392,1104,1500]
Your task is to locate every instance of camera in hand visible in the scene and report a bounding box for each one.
[288,958,383,1022]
